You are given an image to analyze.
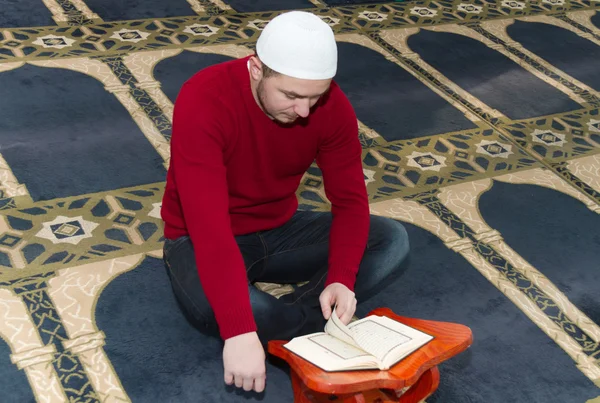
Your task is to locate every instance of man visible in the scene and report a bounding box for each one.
[161,10,410,395]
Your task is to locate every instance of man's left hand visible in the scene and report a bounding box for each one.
[319,283,357,325]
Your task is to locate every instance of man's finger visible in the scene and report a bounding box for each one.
[254,375,266,393]
[340,305,353,324]
[224,371,234,385]
[320,293,333,319]
[341,298,357,324]
[322,304,332,320]
[242,377,253,392]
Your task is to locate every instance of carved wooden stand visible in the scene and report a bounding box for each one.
[268,308,472,403]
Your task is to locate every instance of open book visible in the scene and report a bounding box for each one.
[283,308,434,372]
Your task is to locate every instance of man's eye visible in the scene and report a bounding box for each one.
[285,93,296,99]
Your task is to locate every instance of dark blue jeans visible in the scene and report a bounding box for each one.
[162,211,410,345]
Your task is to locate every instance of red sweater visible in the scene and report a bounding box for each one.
[161,56,370,340]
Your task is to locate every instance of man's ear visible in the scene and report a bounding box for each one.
[248,56,264,81]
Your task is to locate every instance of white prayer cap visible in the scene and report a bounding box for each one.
[256,11,337,80]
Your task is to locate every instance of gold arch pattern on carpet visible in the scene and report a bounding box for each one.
[0,0,599,401]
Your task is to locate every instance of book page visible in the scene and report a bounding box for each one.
[283,333,377,372]
[348,316,433,368]
[307,334,370,360]
[349,320,411,362]
[324,306,359,347]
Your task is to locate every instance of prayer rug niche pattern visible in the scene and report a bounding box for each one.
[0,0,599,402]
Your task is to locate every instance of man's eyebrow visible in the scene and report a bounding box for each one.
[281,89,328,98]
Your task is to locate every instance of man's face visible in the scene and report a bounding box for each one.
[256,73,332,125]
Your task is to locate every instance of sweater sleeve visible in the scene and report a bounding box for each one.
[315,90,370,292]
[170,81,256,340]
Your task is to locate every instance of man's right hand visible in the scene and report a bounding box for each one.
[223,331,266,393]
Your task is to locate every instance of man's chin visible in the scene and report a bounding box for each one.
[275,115,298,125]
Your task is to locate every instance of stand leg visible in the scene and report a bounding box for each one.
[290,370,317,403]
[398,366,440,403]
[290,370,391,403]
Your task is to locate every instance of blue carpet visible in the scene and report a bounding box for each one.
[0,0,55,28]
[592,11,600,28]
[0,340,35,402]
[324,0,390,4]
[1,2,600,402]
[335,42,477,141]
[96,256,295,402]
[154,51,236,104]
[94,225,600,402]
[225,0,314,12]
[407,30,583,120]
[507,20,600,91]
[479,180,600,326]
[0,64,166,201]
[83,0,197,21]
[154,45,478,142]
[356,222,600,403]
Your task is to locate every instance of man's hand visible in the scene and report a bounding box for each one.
[223,332,266,393]
[319,282,357,325]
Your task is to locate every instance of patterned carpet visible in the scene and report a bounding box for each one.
[1,0,600,402]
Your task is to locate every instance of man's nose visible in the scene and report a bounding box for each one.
[294,99,310,118]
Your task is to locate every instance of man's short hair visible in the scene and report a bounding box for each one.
[255,54,279,78]
[262,63,279,78]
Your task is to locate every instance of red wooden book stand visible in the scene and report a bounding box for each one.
[268,307,473,403]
